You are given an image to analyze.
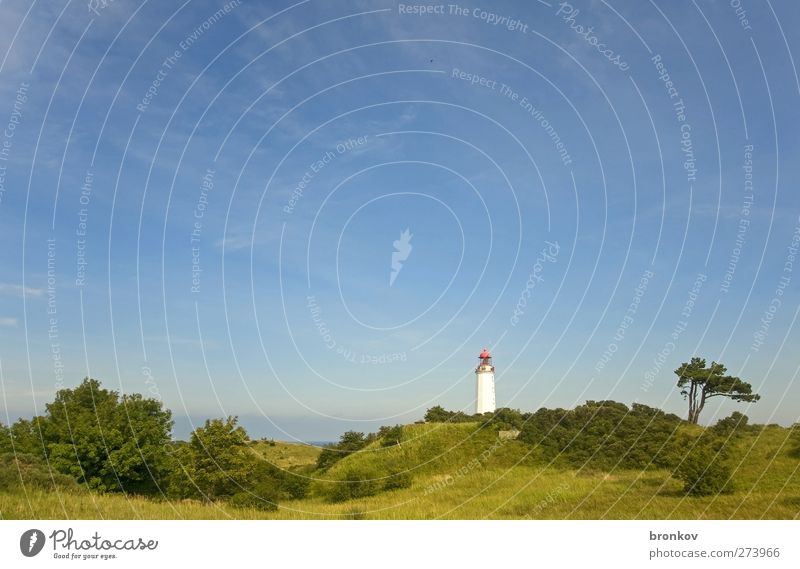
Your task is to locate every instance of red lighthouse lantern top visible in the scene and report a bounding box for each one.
[477,348,494,371]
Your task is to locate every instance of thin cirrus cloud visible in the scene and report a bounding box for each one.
[0,283,43,298]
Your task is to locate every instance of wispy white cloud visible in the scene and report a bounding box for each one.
[216,232,254,251]
[0,317,18,327]
[0,283,44,297]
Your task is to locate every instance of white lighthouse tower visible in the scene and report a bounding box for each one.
[475,348,496,414]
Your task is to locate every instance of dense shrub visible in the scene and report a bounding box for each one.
[167,416,306,509]
[327,469,379,503]
[673,445,734,496]
[424,406,478,423]
[0,453,79,492]
[170,417,252,500]
[517,401,683,470]
[383,470,413,491]
[712,412,750,436]
[315,431,370,471]
[378,425,404,447]
[0,423,10,455]
[791,425,800,459]
[485,408,528,430]
[423,406,530,433]
[280,470,311,500]
[2,379,173,494]
[228,474,281,512]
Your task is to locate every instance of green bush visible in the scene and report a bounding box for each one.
[383,470,413,491]
[378,425,404,447]
[673,446,734,496]
[2,418,49,461]
[517,401,683,470]
[315,431,369,471]
[6,378,174,494]
[0,453,79,492]
[229,481,280,511]
[327,469,379,503]
[279,470,311,500]
[423,406,528,429]
[712,412,749,436]
[0,423,10,455]
[791,425,800,459]
[169,417,252,500]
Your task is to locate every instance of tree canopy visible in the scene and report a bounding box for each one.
[674,357,760,424]
[1,378,174,493]
[45,379,174,493]
[315,430,370,471]
[167,416,281,510]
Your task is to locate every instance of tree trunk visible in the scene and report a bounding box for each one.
[687,381,698,423]
[694,388,708,425]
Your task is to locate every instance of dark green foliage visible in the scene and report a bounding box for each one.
[424,405,481,423]
[0,423,10,455]
[228,460,281,511]
[44,379,121,490]
[168,417,299,509]
[0,453,79,492]
[518,401,683,470]
[485,408,528,431]
[423,406,528,430]
[327,469,379,503]
[673,444,734,496]
[424,402,686,472]
[675,358,760,424]
[6,379,174,494]
[228,491,278,510]
[383,470,413,491]
[377,425,404,447]
[7,418,49,461]
[316,448,341,472]
[712,412,750,436]
[279,470,311,500]
[337,431,369,451]
[789,424,800,459]
[424,405,453,422]
[315,431,369,471]
[3,380,304,509]
[169,416,253,500]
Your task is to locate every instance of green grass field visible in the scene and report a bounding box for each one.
[2,423,798,520]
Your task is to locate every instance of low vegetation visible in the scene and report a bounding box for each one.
[0,357,796,519]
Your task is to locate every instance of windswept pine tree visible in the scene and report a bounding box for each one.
[673,357,760,424]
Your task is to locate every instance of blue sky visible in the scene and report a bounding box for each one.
[0,0,798,440]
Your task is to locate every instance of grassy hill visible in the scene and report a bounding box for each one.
[316,423,534,483]
[249,440,321,470]
[2,422,798,520]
